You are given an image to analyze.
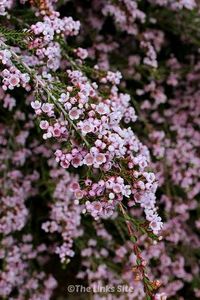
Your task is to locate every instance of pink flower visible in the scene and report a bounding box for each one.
[75,47,88,60]
[84,153,94,166]
[113,184,122,194]
[31,100,41,110]
[60,160,70,168]
[53,127,61,137]
[69,107,81,120]
[155,293,167,300]
[81,123,94,134]
[9,75,20,87]
[96,103,109,115]
[70,182,80,191]
[41,103,54,113]
[75,190,84,199]
[71,155,83,168]
[86,201,103,218]
[40,120,49,130]
[149,216,163,234]
[95,153,106,165]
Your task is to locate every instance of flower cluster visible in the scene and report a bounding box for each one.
[0,0,200,299]
[30,66,162,233]
[1,66,30,91]
[42,168,82,262]
[102,0,145,35]
[0,102,57,299]
[70,0,200,298]
[148,0,196,10]
[0,235,57,299]
[30,15,80,44]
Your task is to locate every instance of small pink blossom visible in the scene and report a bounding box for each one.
[69,107,81,120]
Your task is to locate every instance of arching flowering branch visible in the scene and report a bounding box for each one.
[0,25,162,232]
[1,0,200,299]
[2,37,162,228]
[0,2,165,298]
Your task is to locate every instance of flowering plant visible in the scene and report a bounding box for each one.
[0,1,199,300]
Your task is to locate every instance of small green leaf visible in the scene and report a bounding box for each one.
[130,235,137,243]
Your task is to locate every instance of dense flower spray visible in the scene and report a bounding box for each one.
[0,0,200,300]
[72,0,200,298]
